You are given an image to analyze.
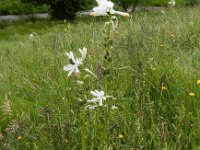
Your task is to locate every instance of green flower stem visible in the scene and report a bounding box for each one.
[81,106,87,150]
[104,15,112,94]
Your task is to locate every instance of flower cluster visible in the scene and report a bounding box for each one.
[63,0,127,109]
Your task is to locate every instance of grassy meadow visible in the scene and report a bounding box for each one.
[0,7,200,149]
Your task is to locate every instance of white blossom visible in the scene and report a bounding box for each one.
[63,48,87,77]
[79,47,87,60]
[87,90,107,106]
[91,0,129,17]
[63,51,82,77]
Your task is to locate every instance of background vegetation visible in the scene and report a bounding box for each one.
[0,0,49,15]
[0,6,200,149]
[0,0,199,18]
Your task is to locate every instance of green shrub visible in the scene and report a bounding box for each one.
[22,0,85,20]
[49,0,84,20]
[0,0,49,15]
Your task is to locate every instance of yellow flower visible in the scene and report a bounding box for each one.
[118,134,124,139]
[189,93,195,97]
[17,136,22,140]
[162,86,167,91]
[197,80,200,85]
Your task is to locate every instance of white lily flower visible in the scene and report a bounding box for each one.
[64,48,87,77]
[63,51,82,77]
[79,47,87,60]
[91,0,129,18]
[87,90,107,106]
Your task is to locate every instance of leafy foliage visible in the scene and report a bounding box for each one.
[22,0,85,20]
[185,0,199,6]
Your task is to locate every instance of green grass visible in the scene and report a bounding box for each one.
[0,7,200,149]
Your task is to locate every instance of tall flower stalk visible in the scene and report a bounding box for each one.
[89,1,129,148]
[63,1,129,149]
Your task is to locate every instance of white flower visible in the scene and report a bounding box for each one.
[87,90,107,106]
[91,0,130,18]
[63,51,82,77]
[63,48,87,77]
[79,47,87,60]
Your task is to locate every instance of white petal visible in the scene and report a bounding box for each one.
[99,99,103,106]
[63,64,74,71]
[107,1,114,8]
[87,98,98,103]
[113,11,130,17]
[79,47,87,60]
[65,52,71,58]
[67,68,75,77]
[90,12,108,17]
[69,51,76,63]
[90,91,99,97]
[93,6,106,13]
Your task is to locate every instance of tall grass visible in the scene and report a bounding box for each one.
[0,7,200,149]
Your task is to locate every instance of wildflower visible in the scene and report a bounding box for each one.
[162,86,167,91]
[168,0,176,7]
[118,134,124,139]
[64,51,82,77]
[64,48,87,77]
[87,90,107,106]
[79,47,87,60]
[197,80,200,85]
[189,93,195,97]
[17,136,22,140]
[91,0,129,18]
